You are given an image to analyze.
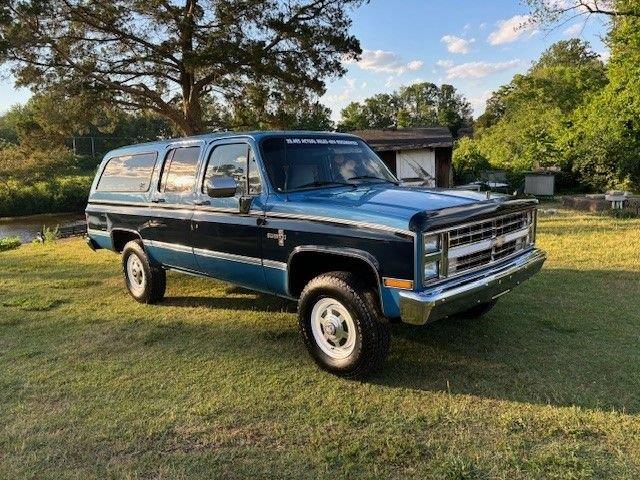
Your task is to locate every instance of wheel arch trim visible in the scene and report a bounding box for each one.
[286,246,384,309]
[110,228,143,252]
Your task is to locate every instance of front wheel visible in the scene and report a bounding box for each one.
[298,271,390,379]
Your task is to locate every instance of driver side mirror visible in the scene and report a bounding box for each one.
[205,176,237,198]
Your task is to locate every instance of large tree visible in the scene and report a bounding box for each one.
[0,0,365,135]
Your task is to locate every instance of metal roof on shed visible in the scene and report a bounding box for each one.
[351,127,453,151]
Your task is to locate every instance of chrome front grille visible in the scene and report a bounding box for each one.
[447,210,534,276]
[449,211,531,248]
[422,208,537,284]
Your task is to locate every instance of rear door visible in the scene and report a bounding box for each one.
[190,139,267,290]
[143,144,203,272]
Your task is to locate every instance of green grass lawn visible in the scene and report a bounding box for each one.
[1,210,639,479]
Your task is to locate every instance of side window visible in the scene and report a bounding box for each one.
[159,146,201,193]
[203,144,262,196]
[97,152,157,192]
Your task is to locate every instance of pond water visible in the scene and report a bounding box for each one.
[0,213,86,242]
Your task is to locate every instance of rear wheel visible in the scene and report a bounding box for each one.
[298,271,390,379]
[122,240,166,304]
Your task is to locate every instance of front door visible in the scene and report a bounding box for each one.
[144,144,202,272]
[191,140,267,290]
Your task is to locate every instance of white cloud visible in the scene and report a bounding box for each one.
[443,59,520,79]
[563,23,583,36]
[441,35,475,54]
[598,49,611,62]
[345,78,356,88]
[347,49,424,75]
[479,22,487,30]
[488,15,538,45]
[436,59,454,68]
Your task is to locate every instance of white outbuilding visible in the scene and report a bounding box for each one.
[352,127,454,187]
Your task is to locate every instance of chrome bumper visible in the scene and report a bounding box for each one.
[399,248,546,325]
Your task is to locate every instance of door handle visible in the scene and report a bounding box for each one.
[193,200,211,206]
[151,198,166,203]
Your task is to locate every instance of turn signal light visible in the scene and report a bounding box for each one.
[383,278,414,290]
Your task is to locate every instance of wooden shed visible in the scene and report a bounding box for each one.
[352,127,453,187]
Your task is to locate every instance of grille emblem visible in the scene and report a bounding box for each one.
[493,235,506,248]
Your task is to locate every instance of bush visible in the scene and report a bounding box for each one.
[0,144,79,182]
[0,236,21,252]
[0,175,92,217]
[452,137,491,183]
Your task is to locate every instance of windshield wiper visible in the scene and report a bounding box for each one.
[348,175,399,185]
[293,180,356,190]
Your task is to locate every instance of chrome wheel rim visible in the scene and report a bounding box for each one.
[310,297,356,359]
[126,254,146,295]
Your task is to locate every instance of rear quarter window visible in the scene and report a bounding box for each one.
[97,152,158,192]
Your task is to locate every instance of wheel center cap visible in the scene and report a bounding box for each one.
[325,323,336,335]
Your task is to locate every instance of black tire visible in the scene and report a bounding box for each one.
[456,300,497,319]
[298,271,390,379]
[122,240,166,304]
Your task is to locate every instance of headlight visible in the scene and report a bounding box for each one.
[423,234,440,253]
[422,233,444,282]
[424,260,439,280]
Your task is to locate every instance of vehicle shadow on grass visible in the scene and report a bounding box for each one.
[160,287,297,314]
[144,268,639,413]
[371,268,640,413]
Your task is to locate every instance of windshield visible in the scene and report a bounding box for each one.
[260,137,398,192]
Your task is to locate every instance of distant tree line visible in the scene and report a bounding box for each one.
[337,83,472,137]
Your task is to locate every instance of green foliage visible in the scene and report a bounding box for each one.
[0,236,21,252]
[0,91,174,153]
[460,40,610,189]
[40,225,60,244]
[0,144,77,183]
[563,3,640,192]
[338,82,472,135]
[452,137,491,183]
[1,0,365,134]
[224,86,334,131]
[0,176,92,217]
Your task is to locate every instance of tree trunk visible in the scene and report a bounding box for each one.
[182,98,204,136]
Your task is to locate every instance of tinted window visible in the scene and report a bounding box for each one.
[159,146,201,193]
[260,137,396,192]
[97,152,158,192]
[203,144,262,196]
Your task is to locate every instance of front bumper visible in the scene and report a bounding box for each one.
[399,248,546,325]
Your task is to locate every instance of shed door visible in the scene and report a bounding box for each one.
[435,147,453,188]
[397,149,436,186]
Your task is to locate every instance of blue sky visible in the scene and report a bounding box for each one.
[0,0,609,119]
[321,0,610,119]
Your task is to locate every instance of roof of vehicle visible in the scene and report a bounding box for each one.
[103,130,361,157]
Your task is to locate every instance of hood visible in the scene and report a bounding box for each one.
[269,184,504,234]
